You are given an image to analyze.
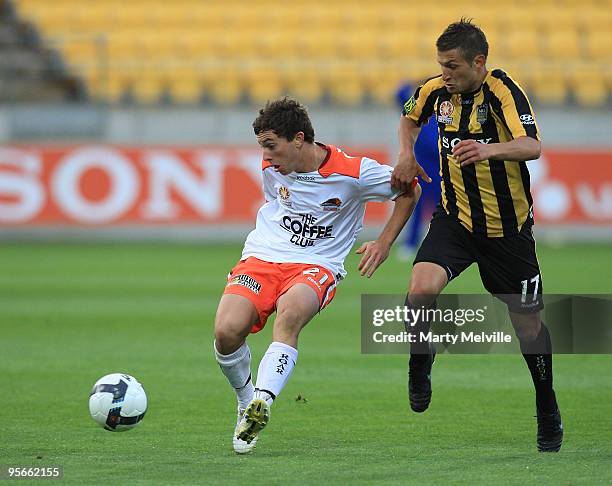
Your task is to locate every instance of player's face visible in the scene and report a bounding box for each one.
[437,48,485,94]
[256,130,301,175]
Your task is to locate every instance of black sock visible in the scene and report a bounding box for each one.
[520,323,557,413]
[404,295,435,358]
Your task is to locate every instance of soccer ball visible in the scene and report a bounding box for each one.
[88,373,147,431]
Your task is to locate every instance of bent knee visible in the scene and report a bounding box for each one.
[408,263,447,304]
[214,316,251,354]
[510,312,541,343]
[515,323,541,343]
[408,280,441,306]
[516,329,539,343]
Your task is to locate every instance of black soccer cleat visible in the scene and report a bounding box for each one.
[536,408,563,452]
[408,345,436,413]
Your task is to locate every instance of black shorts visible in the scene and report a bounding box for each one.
[414,209,543,314]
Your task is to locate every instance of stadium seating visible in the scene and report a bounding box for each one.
[0,0,83,102]
[11,0,612,107]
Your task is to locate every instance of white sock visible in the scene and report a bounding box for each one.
[214,341,254,410]
[254,341,298,406]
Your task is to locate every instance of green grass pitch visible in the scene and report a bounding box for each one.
[1,242,611,484]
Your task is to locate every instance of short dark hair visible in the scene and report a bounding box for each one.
[436,18,489,62]
[252,97,315,143]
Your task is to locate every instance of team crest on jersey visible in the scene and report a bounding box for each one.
[321,197,342,212]
[278,186,292,207]
[437,100,454,124]
[279,186,290,199]
[476,104,489,124]
[227,274,261,294]
[403,96,417,115]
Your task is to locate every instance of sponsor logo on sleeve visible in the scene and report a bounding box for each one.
[403,96,417,115]
[520,114,536,125]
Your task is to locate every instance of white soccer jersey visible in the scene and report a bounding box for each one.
[241,144,402,279]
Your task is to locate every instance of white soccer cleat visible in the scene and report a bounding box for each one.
[233,407,258,454]
[236,398,270,446]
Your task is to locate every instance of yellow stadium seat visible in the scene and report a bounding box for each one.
[537,7,578,32]
[567,65,608,108]
[169,77,203,104]
[326,65,365,106]
[531,65,568,105]
[187,30,224,59]
[343,6,383,31]
[88,71,130,103]
[470,9,499,35]
[505,30,542,61]
[208,72,243,105]
[605,68,612,91]
[131,76,165,105]
[223,5,260,31]
[215,29,259,58]
[573,80,608,108]
[584,30,612,61]
[283,72,324,105]
[106,33,138,60]
[137,32,175,59]
[247,75,285,105]
[113,5,148,29]
[546,29,580,60]
[363,64,404,106]
[146,5,192,29]
[305,5,343,31]
[378,31,419,60]
[425,6,461,36]
[500,62,534,94]
[253,31,297,60]
[60,4,110,32]
[61,40,98,65]
[378,8,413,33]
[338,30,380,60]
[576,6,611,35]
[297,31,338,59]
[408,60,440,85]
[497,6,537,34]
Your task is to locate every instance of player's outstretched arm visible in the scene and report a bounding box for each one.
[392,117,431,194]
[356,184,422,278]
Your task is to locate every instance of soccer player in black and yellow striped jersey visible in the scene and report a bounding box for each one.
[391,19,563,452]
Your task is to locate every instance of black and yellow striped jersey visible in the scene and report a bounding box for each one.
[403,69,539,237]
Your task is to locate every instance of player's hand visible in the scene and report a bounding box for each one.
[452,140,494,167]
[392,157,432,195]
[356,240,391,278]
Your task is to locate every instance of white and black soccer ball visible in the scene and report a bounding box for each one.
[89,373,147,431]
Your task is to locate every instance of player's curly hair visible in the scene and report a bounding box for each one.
[437,18,489,62]
[252,97,315,143]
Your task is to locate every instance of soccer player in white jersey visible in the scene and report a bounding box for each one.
[214,98,421,453]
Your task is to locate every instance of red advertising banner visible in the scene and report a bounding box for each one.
[0,145,610,226]
[529,150,612,224]
[0,145,391,226]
